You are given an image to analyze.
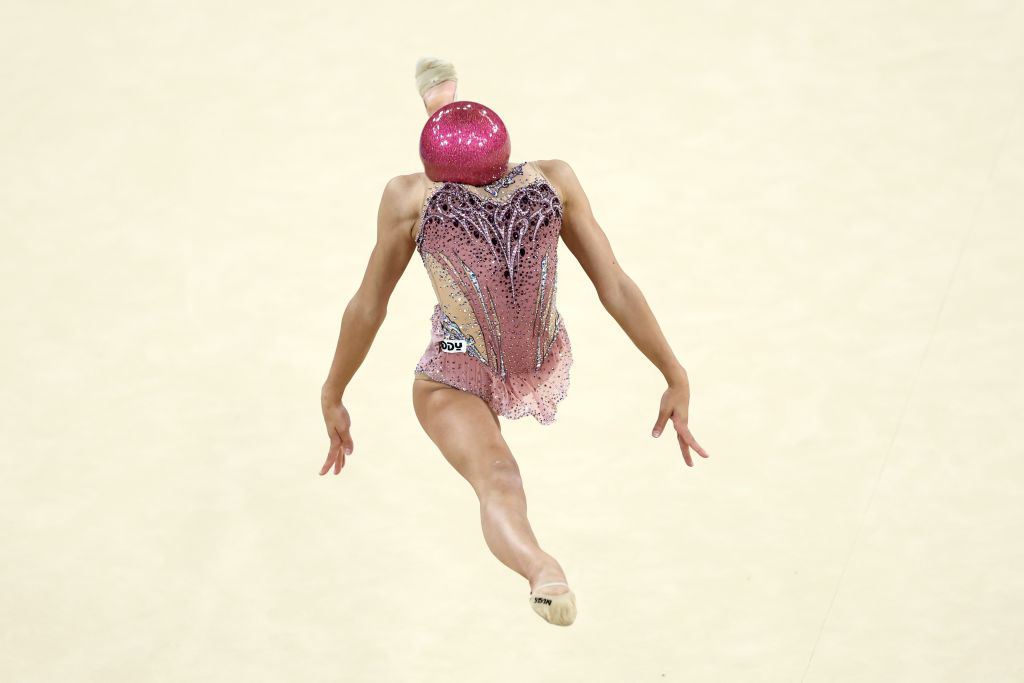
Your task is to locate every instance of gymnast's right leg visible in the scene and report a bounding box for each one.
[412,376,576,625]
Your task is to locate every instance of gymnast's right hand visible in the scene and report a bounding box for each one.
[320,393,355,475]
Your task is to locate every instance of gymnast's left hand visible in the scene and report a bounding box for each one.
[320,394,354,475]
[652,379,710,467]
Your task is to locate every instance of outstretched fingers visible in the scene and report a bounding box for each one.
[321,428,354,475]
[673,415,709,467]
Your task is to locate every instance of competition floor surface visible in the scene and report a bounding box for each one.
[3,2,1022,681]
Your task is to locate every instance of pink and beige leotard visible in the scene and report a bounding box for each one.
[413,160,572,425]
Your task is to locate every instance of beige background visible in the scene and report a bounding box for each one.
[3,1,1022,681]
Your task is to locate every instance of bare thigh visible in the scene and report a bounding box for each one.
[412,376,518,492]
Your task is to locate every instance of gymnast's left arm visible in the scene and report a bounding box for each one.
[545,158,710,467]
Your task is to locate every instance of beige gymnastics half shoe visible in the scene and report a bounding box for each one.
[415,56,458,99]
[528,582,577,626]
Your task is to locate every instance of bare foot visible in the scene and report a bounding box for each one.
[529,557,570,595]
[423,79,456,116]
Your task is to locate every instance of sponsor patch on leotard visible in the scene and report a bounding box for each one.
[439,339,467,353]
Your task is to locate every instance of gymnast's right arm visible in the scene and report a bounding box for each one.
[319,174,420,475]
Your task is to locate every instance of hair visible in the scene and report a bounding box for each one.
[415,56,458,98]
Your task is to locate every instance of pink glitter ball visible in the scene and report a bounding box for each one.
[419,100,511,185]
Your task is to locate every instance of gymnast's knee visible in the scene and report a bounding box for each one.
[475,454,524,498]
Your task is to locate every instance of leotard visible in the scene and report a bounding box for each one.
[412,160,572,425]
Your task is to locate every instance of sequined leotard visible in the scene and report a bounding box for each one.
[413,160,572,425]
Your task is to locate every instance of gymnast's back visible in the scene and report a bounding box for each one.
[409,160,573,425]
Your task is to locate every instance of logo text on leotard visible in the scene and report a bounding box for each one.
[439,339,467,353]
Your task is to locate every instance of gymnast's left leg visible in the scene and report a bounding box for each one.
[412,376,577,626]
